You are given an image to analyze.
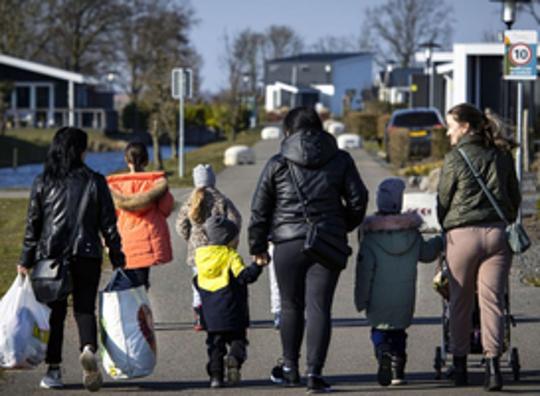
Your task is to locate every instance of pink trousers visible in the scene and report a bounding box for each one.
[445,224,511,357]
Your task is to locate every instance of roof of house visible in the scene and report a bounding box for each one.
[268,52,371,64]
[0,53,96,84]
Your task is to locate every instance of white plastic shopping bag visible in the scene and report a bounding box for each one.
[0,275,51,369]
[99,269,156,379]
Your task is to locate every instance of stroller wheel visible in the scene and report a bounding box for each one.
[510,347,520,381]
[434,346,443,379]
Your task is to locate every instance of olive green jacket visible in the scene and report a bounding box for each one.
[436,134,521,231]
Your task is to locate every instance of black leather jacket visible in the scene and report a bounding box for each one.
[20,166,125,268]
[248,129,369,255]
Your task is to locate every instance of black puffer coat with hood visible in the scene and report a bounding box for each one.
[248,129,368,255]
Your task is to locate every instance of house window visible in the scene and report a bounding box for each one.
[36,86,50,108]
[300,64,310,72]
[16,86,30,108]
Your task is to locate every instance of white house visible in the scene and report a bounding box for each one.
[264,53,373,116]
[415,44,540,124]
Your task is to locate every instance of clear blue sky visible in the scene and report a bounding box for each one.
[190,0,538,93]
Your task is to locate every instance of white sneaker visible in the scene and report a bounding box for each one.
[40,366,64,389]
[79,345,103,392]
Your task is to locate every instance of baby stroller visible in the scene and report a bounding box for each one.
[432,253,521,381]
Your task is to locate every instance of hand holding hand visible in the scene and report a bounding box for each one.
[17,265,29,277]
[253,253,270,267]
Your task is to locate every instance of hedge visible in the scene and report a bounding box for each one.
[388,128,410,167]
[344,112,378,140]
[431,127,451,160]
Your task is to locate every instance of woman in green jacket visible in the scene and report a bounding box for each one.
[437,103,521,391]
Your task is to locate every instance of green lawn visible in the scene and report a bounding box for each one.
[0,198,28,295]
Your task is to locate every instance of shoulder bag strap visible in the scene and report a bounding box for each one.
[286,160,311,224]
[457,148,509,226]
[65,174,94,256]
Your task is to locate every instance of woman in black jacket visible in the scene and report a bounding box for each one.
[17,127,125,391]
[249,107,368,392]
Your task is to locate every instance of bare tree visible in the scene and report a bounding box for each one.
[131,1,199,159]
[310,35,358,53]
[0,0,51,59]
[363,0,454,67]
[36,0,128,74]
[518,0,540,25]
[262,25,304,60]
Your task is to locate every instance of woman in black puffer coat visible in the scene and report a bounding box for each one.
[249,107,368,392]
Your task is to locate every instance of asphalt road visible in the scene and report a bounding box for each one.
[1,138,539,395]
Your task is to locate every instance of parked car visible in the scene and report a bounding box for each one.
[385,108,445,161]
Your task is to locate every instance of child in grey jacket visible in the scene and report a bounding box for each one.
[354,178,443,387]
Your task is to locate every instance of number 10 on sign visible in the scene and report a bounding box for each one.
[171,68,193,178]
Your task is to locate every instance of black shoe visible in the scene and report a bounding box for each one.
[376,344,392,386]
[270,362,300,386]
[307,374,332,394]
[453,355,468,386]
[209,375,223,388]
[484,357,503,391]
[391,354,407,385]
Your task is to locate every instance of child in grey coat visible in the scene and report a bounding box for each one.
[355,178,442,386]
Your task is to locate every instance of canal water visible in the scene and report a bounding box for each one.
[0,145,194,188]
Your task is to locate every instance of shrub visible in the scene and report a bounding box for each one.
[121,101,150,132]
[388,128,410,167]
[431,127,451,160]
[345,112,378,140]
[400,160,443,176]
[377,114,391,142]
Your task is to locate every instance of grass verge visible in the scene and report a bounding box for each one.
[0,198,27,296]
[160,129,261,188]
[0,128,129,168]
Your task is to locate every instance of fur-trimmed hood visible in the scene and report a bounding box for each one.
[361,212,423,256]
[363,212,423,232]
[107,172,169,212]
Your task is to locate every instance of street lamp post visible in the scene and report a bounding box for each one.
[420,41,441,108]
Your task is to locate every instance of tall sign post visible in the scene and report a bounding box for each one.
[503,29,537,224]
[171,68,193,178]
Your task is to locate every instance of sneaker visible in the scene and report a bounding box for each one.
[307,374,332,393]
[377,348,392,386]
[270,361,300,386]
[209,375,223,388]
[226,355,241,386]
[40,366,63,389]
[273,312,281,330]
[80,345,103,392]
[194,306,204,331]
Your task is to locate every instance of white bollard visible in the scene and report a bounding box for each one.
[261,126,282,140]
[337,133,362,150]
[224,145,256,166]
[327,121,345,136]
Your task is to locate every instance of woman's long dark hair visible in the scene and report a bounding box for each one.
[43,127,88,182]
[447,103,517,150]
[283,106,323,136]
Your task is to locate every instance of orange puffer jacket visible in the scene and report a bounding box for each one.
[107,171,174,269]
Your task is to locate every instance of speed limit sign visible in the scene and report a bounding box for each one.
[509,43,533,66]
[504,30,537,80]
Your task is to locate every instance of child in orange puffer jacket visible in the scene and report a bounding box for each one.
[107,142,174,288]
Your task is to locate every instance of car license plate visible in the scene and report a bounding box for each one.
[409,130,427,137]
